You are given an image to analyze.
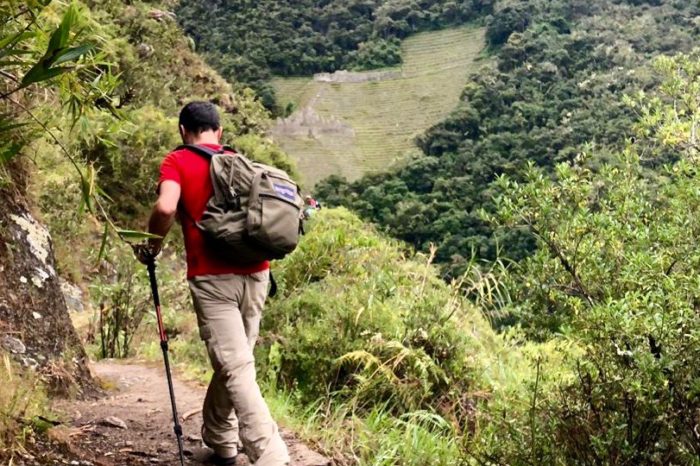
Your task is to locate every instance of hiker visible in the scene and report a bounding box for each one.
[134,101,290,466]
[303,195,317,220]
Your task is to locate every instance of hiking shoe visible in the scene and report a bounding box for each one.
[209,453,250,466]
[210,453,237,466]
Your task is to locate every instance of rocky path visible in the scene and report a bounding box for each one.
[51,361,330,466]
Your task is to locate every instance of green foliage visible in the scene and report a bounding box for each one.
[75,106,179,222]
[264,389,463,466]
[19,3,93,89]
[90,248,150,359]
[232,133,299,180]
[485,0,533,47]
[0,353,48,461]
[176,0,492,109]
[317,0,699,278]
[260,208,495,426]
[475,52,700,465]
[350,38,402,70]
[0,0,117,188]
[89,242,196,361]
[2,2,99,98]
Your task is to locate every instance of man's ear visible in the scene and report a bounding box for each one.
[216,127,223,142]
[179,125,187,142]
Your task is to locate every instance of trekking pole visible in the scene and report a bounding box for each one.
[146,259,186,466]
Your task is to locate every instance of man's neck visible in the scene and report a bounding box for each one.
[189,138,220,146]
[185,132,220,146]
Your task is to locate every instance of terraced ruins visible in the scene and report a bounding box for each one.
[270,27,486,187]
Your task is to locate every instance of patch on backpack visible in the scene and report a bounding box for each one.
[273,183,296,201]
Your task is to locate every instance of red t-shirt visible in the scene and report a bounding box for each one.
[158,143,270,278]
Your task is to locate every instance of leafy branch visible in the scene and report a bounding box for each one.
[1,1,159,253]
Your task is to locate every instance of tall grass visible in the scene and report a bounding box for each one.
[266,390,463,466]
[0,353,48,460]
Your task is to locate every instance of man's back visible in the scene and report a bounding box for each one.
[159,143,269,278]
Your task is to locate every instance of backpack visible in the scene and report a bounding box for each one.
[178,144,303,264]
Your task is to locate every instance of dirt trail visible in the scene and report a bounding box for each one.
[51,361,330,466]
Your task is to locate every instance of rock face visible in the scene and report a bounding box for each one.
[0,173,92,394]
[60,279,85,313]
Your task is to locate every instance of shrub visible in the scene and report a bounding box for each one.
[480,52,700,464]
[260,208,495,425]
[0,353,47,459]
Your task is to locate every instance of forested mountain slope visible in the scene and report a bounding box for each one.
[176,0,492,108]
[317,0,699,278]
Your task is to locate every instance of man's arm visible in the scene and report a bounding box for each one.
[147,180,181,252]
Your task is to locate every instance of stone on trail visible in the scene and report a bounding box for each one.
[1,335,26,354]
[101,416,128,429]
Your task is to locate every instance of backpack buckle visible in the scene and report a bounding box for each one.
[228,188,241,209]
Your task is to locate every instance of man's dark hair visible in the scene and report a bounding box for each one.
[179,101,220,135]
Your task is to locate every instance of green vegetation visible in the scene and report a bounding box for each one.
[318,0,699,279]
[261,208,494,407]
[133,207,565,465]
[0,353,48,459]
[176,0,492,108]
[4,0,700,465]
[271,27,485,187]
[473,52,700,464]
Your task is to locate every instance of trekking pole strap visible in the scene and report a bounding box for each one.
[269,270,278,298]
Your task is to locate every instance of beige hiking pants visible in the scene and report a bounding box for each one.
[188,270,289,465]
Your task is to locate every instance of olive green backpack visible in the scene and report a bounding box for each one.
[179,144,303,264]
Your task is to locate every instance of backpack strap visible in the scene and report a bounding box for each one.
[177,144,240,205]
[268,270,278,298]
[172,144,233,225]
[176,144,237,158]
[176,144,223,159]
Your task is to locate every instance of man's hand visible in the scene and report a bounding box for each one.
[133,242,161,265]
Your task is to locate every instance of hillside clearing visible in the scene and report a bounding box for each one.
[269,27,486,187]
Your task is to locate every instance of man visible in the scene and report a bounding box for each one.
[136,101,289,466]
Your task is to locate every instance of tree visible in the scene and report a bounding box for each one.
[483,51,700,465]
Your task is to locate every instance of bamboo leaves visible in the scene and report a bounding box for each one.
[19,3,93,89]
[1,1,153,251]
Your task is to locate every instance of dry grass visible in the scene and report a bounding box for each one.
[0,353,47,457]
[270,27,486,188]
